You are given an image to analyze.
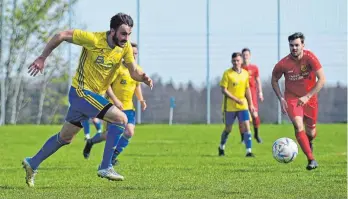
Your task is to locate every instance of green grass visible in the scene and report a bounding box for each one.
[0,124,346,199]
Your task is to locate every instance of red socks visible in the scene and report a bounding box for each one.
[296,131,314,160]
[252,116,260,128]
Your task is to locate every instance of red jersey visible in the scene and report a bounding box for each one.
[272,50,322,104]
[242,64,259,91]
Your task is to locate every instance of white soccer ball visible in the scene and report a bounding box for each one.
[272,137,298,163]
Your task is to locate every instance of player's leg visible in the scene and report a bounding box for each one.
[92,117,102,134]
[238,121,245,143]
[111,110,136,165]
[83,121,106,159]
[303,104,319,170]
[251,110,262,143]
[97,105,127,180]
[287,99,316,170]
[304,120,317,152]
[73,87,126,180]
[238,110,254,157]
[303,103,318,152]
[23,120,82,187]
[81,119,91,139]
[218,112,236,156]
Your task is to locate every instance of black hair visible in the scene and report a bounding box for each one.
[288,32,305,43]
[232,52,242,59]
[241,48,250,54]
[110,13,134,30]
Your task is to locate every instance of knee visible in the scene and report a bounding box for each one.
[306,128,316,138]
[112,112,128,125]
[58,132,72,145]
[224,126,232,133]
[124,129,134,138]
[292,120,304,132]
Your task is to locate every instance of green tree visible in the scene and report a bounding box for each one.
[0,0,77,124]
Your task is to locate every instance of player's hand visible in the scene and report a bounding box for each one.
[259,92,264,102]
[113,99,123,110]
[143,73,153,90]
[140,100,147,111]
[235,99,243,105]
[297,96,310,107]
[280,97,288,114]
[28,56,46,76]
[249,104,255,113]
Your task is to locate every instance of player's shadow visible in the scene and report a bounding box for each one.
[125,153,189,157]
[200,154,220,157]
[39,167,78,171]
[0,185,25,190]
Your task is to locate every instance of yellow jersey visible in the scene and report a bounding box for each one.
[71,29,134,95]
[109,64,142,110]
[220,68,250,112]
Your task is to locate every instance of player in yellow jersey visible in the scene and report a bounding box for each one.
[83,42,147,166]
[23,13,153,187]
[218,52,255,157]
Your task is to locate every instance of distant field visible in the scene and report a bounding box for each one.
[0,124,346,199]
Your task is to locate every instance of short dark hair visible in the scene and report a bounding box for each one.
[131,42,138,48]
[241,48,250,54]
[288,32,305,43]
[231,52,242,59]
[110,13,134,30]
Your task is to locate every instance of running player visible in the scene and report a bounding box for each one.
[23,13,153,187]
[271,32,325,170]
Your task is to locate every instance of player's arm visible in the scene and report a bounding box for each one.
[135,84,147,111]
[245,87,255,112]
[271,63,287,113]
[271,65,284,100]
[307,68,326,98]
[106,86,123,110]
[256,76,264,101]
[124,62,153,89]
[124,62,145,81]
[303,53,326,99]
[244,75,255,111]
[40,30,74,58]
[220,87,242,104]
[28,30,74,76]
[122,43,153,88]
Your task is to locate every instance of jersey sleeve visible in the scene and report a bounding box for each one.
[272,62,283,79]
[72,29,97,49]
[307,51,322,71]
[123,41,135,64]
[219,71,228,88]
[255,66,260,77]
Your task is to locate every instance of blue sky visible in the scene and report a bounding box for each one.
[72,0,347,87]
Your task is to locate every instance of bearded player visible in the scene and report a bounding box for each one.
[271,32,325,170]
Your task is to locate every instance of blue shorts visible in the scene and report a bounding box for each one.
[65,86,111,126]
[123,110,136,125]
[223,110,250,125]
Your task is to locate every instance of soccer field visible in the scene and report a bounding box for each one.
[0,124,346,199]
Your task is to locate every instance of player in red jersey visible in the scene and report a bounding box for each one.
[271,32,326,170]
[239,48,264,143]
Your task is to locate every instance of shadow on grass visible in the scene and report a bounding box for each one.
[0,185,25,190]
[38,167,78,171]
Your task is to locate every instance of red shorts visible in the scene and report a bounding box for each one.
[286,98,318,128]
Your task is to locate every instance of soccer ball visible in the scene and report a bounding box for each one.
[272,137,298,163]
